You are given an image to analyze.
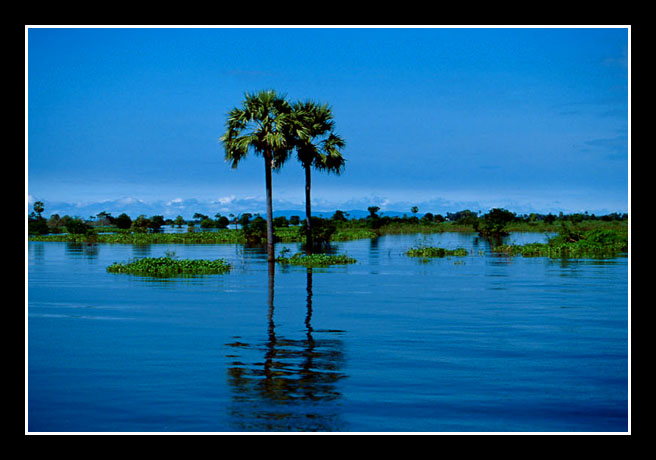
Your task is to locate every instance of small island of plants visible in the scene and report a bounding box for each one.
[106,256,231,277]
[406,246,469,258]
[275,251,357,267]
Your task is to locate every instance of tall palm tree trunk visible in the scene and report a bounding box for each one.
[304,164,313,254]
[265,153,275,262]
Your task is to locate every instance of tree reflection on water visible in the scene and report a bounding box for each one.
[225,262,346,431]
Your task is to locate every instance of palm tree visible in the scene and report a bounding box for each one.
[290,101,346,252]
[293,101,346,252]
[220,90,294,262]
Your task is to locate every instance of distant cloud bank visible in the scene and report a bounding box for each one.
[27,192,628,220]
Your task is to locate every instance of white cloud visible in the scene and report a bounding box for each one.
[28,188,628,221]
[215,195,235,205]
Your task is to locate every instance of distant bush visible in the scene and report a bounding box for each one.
[65,218,93,235]
[446,209,479,228]
[28,218,50,235]
[273,216,289,227]
[200,218,216,228]
[115,213,132,229]
[200,215,230,229]
[478,208,515,236]
[300,217,337,246]
[130,215,151,233]
[243,216,268,244]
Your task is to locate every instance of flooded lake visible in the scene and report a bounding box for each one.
[27,232,629,432]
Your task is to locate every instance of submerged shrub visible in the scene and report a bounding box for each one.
[405,246,468,258]
[107,256,231,277]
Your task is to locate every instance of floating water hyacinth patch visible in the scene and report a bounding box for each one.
[107,257,231,277]
[405,247,468,258]
[275,252,357,267]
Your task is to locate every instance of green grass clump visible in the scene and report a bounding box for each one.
[405,246,469,258]
[107,256,231,277]
[275,252,357,267]
[495,228,628,258]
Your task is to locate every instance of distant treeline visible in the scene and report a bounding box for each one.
[354,206,627,228]
[27,199,628,237]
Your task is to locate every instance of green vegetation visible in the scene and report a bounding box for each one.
[194,212,230,229]
[28,212,628,246]
[406,246,469,258]
[477,208,516,236]
[275,251,357,267]
[27,201,49,235]
[495,227,628,258]
[328,207,627,240]
[28,201,628,254]
[107,256,231,277]
[30,229,246,244]
[331,228,378,241]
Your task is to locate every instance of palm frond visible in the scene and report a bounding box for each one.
[219,89,294,169]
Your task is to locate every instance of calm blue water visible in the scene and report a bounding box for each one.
[27,233,629,432]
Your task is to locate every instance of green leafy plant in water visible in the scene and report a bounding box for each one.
[107,256,231,277]
[405,246,468,258]
[275,252,357,267]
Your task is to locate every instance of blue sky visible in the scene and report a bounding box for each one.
[27,26,629,218]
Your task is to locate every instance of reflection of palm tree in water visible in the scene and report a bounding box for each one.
[226,262,346,431]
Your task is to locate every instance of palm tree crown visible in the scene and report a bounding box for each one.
[292,101,346,174]
[221,90,294,168]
